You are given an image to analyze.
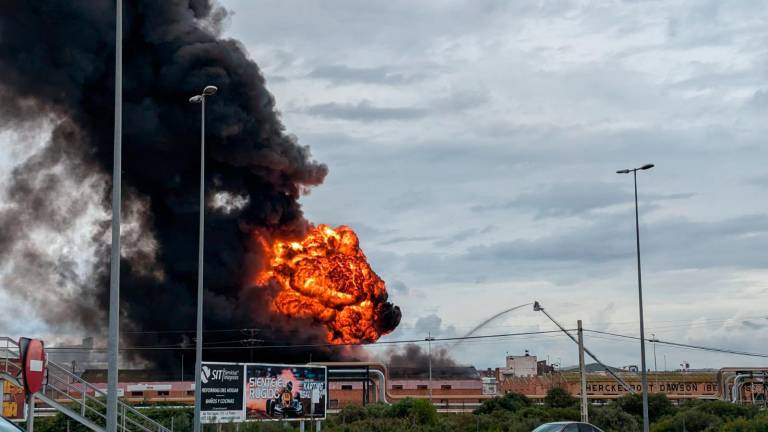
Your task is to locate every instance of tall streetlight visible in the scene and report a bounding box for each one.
[106,0,123,431]
[616,163,654,432]
[189,85,217,432]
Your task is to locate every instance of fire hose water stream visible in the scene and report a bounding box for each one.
[449,303,533,351]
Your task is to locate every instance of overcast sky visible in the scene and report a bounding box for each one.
[216,0,768,370]
[1,1,765,372]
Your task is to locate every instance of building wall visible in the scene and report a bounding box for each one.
[500,372,722,401]
[328,378,483,408]
[504,355,538,377]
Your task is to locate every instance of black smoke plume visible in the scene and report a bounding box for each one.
[386,344,457,369]
[0,1,400,368]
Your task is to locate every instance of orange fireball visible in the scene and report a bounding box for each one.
[261,225,401,344]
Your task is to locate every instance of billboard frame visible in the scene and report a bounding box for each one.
[200,362,328,424]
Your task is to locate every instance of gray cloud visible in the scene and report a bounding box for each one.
[300,89,487,122]
[748,89,768,111]
[433,226,497,247]
[472,182,695,219]
[307,64,425,85]
[379,235,437,246]
[413,313,458,338]
[741,320,768,330]
[302,100,428,121]
[749,174,768,187]
[395,212,768,285]
[388,280,410,295]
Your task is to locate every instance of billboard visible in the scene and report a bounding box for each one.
[245,364,327,421]
[200,363,245,423]
[200,362,327,423]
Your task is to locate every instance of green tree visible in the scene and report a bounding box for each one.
[474,392,532,414]
[689,399,757,420]
[408,398,438,425]
[544,387,578,409]
[651,410,722,432]
[616,393,676,423]
[590,405,640,432]
[721,416,768,432]
[387,398,437,426]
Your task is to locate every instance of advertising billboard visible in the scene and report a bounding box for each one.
[200,362,327,423]
[200,363,245,424]
[245,364,327,421]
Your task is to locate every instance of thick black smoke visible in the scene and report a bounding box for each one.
[386,344,457,369]
[0,1,400,368]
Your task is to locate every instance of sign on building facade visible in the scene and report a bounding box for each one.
[201,362,327,424]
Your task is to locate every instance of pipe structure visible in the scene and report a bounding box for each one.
[314,362,497,405]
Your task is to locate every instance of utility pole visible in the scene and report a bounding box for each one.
[652,333,658,391]
[577,320,588,424]
[426,333,434,404]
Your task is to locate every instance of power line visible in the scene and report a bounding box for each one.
[585,329,768,359]
[46,329,569,352]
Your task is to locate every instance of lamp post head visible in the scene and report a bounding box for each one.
[203,85,218,96]
[640,163,655,170]
[616,169,630,174]
[189,95,203,104]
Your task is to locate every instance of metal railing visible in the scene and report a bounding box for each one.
[1,337,21,378]
[1,337,171,432]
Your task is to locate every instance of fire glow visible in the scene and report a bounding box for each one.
[259,225,401,344]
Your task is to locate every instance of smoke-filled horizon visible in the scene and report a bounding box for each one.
[0,0,399,368]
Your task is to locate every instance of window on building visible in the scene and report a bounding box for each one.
[157,391,170,396]
[329,400,339,408]
[392,385,403,390]
[417,385,428,390]
[341,385,353,390]
[441,385,452,390]
[186,391,195,396]
[130,391,143,397]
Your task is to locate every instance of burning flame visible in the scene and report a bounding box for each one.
[260,225,401,344]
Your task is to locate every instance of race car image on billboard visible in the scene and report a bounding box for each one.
[245,364,327,421]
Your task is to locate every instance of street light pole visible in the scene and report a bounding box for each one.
[617,163,654,432]
[106,1,123,430]
[190,85,218,432]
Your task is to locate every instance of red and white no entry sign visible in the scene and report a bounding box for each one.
[18,337,46,395]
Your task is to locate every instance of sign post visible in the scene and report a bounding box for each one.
[18,337,46,431]
[26,394,34,432]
